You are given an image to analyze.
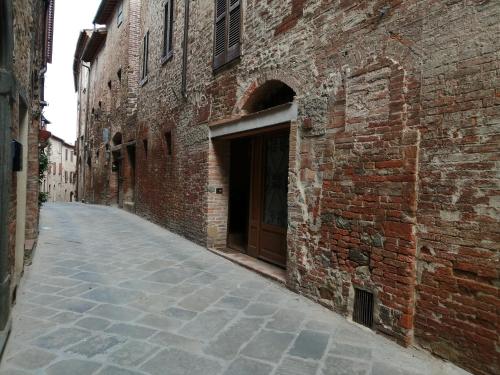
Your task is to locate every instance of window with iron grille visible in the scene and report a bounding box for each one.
[141,31,149,81]
[213,0,241,70]
[117,2,124,27]
[353,288,374,328]
[163,0,174,60]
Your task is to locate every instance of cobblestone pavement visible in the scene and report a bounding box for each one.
[0,203,470,375]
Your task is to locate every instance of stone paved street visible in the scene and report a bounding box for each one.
[0,203,470,375]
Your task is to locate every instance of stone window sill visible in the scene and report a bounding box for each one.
[139,76,148,87]
[161,52,173,66]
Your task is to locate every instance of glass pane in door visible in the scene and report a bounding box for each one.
[263,134,289,227]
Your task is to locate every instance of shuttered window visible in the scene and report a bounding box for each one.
[163,0,174,59]
[141,31,149,81]
[213,0,241,70]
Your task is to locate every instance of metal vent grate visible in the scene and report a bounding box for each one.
[353,288,374,328]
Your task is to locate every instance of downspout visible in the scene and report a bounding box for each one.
[81,62,91,202]
[0,0,14,347]
[181,0,190,98]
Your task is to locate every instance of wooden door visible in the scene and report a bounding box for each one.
[248,131,289,268]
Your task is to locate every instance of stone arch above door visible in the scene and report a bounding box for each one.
[235,72,302,116]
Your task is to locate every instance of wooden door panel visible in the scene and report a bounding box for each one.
[259,228,286,267]
[247,129,289,268]
[247,137,262,258]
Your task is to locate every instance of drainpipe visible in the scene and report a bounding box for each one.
[181,0,190,98]
[0,0,14,347]
[81,62,91,202]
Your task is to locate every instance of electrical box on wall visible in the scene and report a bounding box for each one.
[11,140,23,172]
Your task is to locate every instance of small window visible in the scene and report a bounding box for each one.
[143,139,148,157]
[65,171,68,183]
[163,0,174,60]
[117,68,122,82]
[108,80,112,90]
[165,131,172,156]
[141,31,150,81]
[213,0,241,70]
[117,2,124,27]
[65,149,68,160]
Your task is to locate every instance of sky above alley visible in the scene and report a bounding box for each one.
[44,0,102,145]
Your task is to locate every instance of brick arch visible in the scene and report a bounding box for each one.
[234,71,304,115]
[112,132,122,145]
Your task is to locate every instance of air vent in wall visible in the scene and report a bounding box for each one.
[353,288,374,328]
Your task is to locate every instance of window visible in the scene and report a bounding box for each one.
[53,163,56,175]
[165,131,172,156]
[117,1,124,27]
[71,151,74,162]
[65,148,68,160]
[213,0,241,70]
[143,139,148,158]
[141,31,149,81]
[163,0,174,60]
[117,68,122,82]
[64,171,68,183]
[59,163,62,175]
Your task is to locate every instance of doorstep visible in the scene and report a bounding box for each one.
[207,247,286,284]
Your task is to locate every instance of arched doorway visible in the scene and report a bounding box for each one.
[213,80,296,268]
[111,132,123,207]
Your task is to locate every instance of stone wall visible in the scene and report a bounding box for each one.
[78,1,500,374]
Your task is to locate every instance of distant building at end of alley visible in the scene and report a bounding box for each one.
[41,135,77,203]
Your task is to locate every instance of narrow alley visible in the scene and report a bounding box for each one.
[0,204,469,375]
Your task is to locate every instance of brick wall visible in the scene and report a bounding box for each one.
[78,1,500,373]
[414,2,499,374]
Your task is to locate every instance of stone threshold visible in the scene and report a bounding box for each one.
[207,247,286,284]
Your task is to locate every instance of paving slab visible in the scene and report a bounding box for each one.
[0,203,471,375]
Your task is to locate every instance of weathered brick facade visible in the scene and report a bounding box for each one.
[0,0,55,351]
[76,1,499,374]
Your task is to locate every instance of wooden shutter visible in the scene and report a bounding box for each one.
[164,0,174,57]
[213,0,227,69]
[227,0,241,62]
[145,31,149,77]
[142,31,149,79]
